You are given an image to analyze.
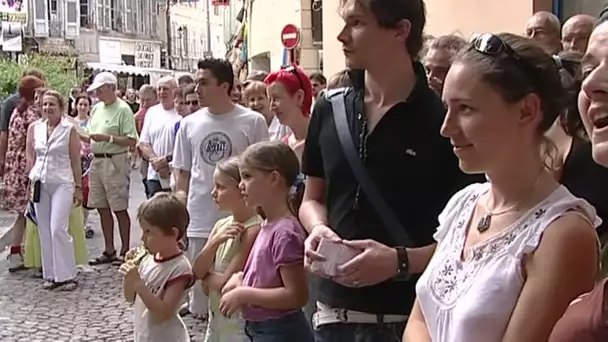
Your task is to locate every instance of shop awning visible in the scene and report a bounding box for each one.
[86,62,173,76]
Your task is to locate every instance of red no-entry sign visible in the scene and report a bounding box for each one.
[281,24,300,50]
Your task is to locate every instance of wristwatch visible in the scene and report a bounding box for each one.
[394,246,411,281]
[165,155,173,163]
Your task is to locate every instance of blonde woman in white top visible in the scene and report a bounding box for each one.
[404,33,600,342]
[25,90,83,291]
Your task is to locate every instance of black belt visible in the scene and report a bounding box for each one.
[93,152,126,158]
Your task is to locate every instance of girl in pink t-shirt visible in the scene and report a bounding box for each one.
[218,141,313,342]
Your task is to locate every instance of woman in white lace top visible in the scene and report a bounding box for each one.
[403,33,602,342]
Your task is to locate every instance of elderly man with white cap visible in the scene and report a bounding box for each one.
[81,72,138,265]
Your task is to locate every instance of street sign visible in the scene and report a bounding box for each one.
[281,24,300,50]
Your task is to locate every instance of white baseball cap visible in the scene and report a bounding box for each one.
[87,72,118,92]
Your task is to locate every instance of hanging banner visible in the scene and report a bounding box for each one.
[0,0,27,24]
[1,22,22,52]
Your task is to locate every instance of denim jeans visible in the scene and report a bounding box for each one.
[245,311,314,342]
[314,322,406,342]
[303,276,318,325]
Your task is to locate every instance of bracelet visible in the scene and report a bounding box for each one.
[109,136,114,144]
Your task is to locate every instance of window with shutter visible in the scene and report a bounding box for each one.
[183,27,189,57]
[124,0,132,33]
[142,0,149,36]
[104,0,111,29]
[96,0,103,29]
[311,0,322,45]
[137,1,144,34]
[151,8,158,38]
[65,0,80,38]
[33,0,49,37]
[79,0,88,27]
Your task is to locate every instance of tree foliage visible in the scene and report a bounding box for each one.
[0,54,82,100]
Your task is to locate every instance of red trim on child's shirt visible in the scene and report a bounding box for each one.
[166,274,195,290]
[153,252,183,263]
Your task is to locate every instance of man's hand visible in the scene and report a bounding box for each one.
[150,156,169,171]
[89,133,111,142]
[303,224,340,277]
[333,239,397,288]
[157,165,171,179]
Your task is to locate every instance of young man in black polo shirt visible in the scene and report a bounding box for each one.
[299,0,482,340]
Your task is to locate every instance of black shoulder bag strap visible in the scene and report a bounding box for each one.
[328,89,412,246]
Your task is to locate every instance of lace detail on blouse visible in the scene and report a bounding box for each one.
[416,182,601,342]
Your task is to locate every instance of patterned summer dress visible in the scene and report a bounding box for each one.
[2,105,41,213]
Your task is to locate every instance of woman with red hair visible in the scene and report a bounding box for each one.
[3,75,44,271]
[264,65,313,162]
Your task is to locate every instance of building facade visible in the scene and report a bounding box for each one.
[161,0,226,71]
[247,0,321,74]
[321,0,607,77]
[27,0,163,67]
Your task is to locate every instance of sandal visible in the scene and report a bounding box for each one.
[54,280,78,291]
[112,251,128,266]
[43,280,56,290]
[89,251,118,265]
[32,269,43,279]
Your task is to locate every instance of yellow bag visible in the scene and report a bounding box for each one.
[24,205,89,268]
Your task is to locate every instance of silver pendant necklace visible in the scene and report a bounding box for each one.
[477,203,521,233]
[477,170,544,233]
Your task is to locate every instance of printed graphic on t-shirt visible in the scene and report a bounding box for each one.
[200,131,233,165]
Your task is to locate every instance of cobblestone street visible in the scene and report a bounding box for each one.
[0,173,208,341]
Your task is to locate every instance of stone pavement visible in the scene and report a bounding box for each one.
[0,172,208,341]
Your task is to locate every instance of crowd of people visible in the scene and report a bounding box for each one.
[2,0,608,341]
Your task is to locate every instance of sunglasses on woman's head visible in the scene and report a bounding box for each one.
[469,33,541,86]
[469,33,523,61]
[281,65,304,89]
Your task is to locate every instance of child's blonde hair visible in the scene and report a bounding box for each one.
[216,156,241,184]
[242,80,267,99]
[137,192,189,241]
[240,141,303,216]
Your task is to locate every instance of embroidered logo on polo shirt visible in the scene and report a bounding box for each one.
[405,149,417,157]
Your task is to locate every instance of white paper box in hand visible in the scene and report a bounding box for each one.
[311,238,361,277]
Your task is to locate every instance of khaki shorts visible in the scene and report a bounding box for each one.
[88,153,130,211]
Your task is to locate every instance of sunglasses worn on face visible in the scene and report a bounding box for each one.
[186,101,199,106]
[281,65,304,89]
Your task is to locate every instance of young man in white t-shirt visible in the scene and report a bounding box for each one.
[172,58,269,319]
[139,76,181,196]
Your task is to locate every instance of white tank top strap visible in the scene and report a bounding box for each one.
[505,186,601,259]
